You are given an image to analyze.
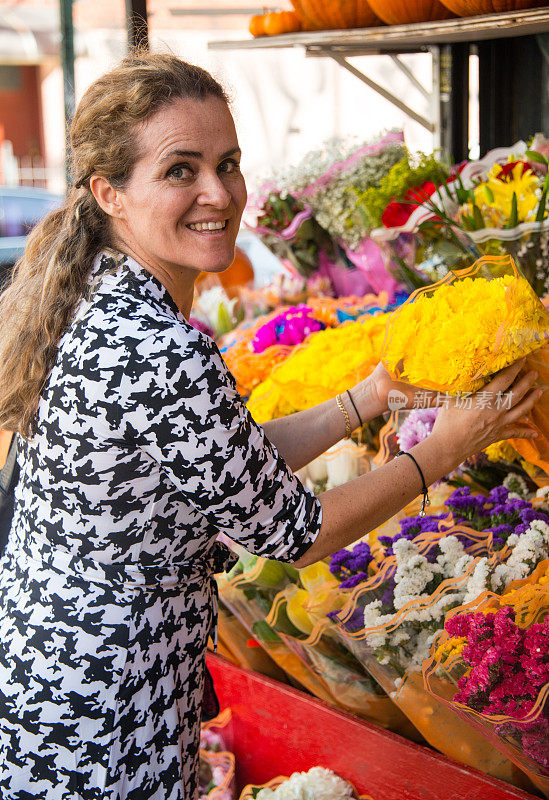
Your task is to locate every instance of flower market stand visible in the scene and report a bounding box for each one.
[208,7,549,163]
[206,653,540,799]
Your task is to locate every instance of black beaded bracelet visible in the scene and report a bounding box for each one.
[346,389,363,429]
[396,450,431,517]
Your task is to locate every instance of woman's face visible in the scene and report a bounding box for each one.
[112,96,247,278]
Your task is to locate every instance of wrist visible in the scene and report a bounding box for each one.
[410,434,462,485]
[353,376,386,422]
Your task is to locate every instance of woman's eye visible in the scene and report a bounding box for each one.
[168,164,193,180]
[219,159,240,175]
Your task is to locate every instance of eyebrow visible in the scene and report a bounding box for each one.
[160,147,241,164]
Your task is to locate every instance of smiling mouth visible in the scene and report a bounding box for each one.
[186,220,228,232]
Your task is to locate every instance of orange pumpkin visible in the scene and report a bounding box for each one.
[440,0,546,14]
[367,0,454,24]
[290,0,381,30]
[195,246,254,298]
[0,430,12,469]
[263,10,302,35]
[248,14,266,37]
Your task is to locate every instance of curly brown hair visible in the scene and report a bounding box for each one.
[0,51,227,438]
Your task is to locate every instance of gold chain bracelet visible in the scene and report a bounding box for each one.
[335,394,352,439]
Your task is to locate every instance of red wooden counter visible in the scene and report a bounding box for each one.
[207,653,539,799]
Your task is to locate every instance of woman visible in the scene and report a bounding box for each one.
[0,52,540,800]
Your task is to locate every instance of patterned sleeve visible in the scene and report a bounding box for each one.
[116,325,322,562]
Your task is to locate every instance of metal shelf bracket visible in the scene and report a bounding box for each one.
[309,47,435,133]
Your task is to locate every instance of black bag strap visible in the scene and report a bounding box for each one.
[0,434,17,496]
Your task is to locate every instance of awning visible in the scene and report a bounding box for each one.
[0,5,87,64]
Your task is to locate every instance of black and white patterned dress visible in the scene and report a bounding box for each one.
[0,252,321,800]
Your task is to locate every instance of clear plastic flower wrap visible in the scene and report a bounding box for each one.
[217,558,337,703]
[423,581,549,797]
[381,255,549,475]
[199,750,236,800]
[264,592,418,738]
[215,602,288,683]
[328,527,530,784]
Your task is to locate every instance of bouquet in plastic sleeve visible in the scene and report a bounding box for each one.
[217,555,336,702]
[424,581,549,797]
[263,562,415,734]
[215,601,288,683]
[247,132,407,299]
[372,138,549,296]
[220,296,387,398]
[238,767,361,800]
[381,255,549,475]
[296,439,374,496]
[200,709,236,800]
[328,526,530,783]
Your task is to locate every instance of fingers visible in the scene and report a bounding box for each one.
[498,424,539,440]
[485,358,526,394]
[504,387,543,424]
[507,369,539,405]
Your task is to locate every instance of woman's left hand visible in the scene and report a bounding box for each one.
[357,362,437,419]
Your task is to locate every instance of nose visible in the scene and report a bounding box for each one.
[197,170,231,209]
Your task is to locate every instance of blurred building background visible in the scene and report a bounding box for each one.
[0,0,442,194]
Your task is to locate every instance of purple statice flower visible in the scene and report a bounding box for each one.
[397,408,440,451]
[379,513,449,555]
[328,549,352,574]
[328,607,364,634]
[520,507,549,525]
[339,572,369,590]
[488,485,510,504]
[444,485,542,533]
[380,577,396,610]
[491,537,505,549]
[486,524,514,539]
[329,541,372,584]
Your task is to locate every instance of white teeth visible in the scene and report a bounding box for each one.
[188,221,226,232]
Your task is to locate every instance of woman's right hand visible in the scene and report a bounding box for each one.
[431,358,542,468]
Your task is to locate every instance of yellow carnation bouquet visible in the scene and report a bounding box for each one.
[381,255,549,474]
[382,255,548,393]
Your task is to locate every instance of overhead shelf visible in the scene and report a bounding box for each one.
[208,7,549,55]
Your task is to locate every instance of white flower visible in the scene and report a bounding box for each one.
[302,456,328,485]
[392,539,442,609]
[325,440,364,489]
[408,629,437,671]
[463,558,491,605]
[363,600,394,648]
[503,473,529,498]
[436,536,473,578]
[256,767,355,800]
[491,519,549,590]
[536,486,549,500]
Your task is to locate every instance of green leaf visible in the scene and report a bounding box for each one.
[505,192,519,229]
[526,149,549,166]
[536,190,547,222]
[251,621,282,644]
[482,184,494,204]
[472,204,485,229]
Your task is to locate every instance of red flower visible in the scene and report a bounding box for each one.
[382,180,438,228]
[496,160,533,181]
